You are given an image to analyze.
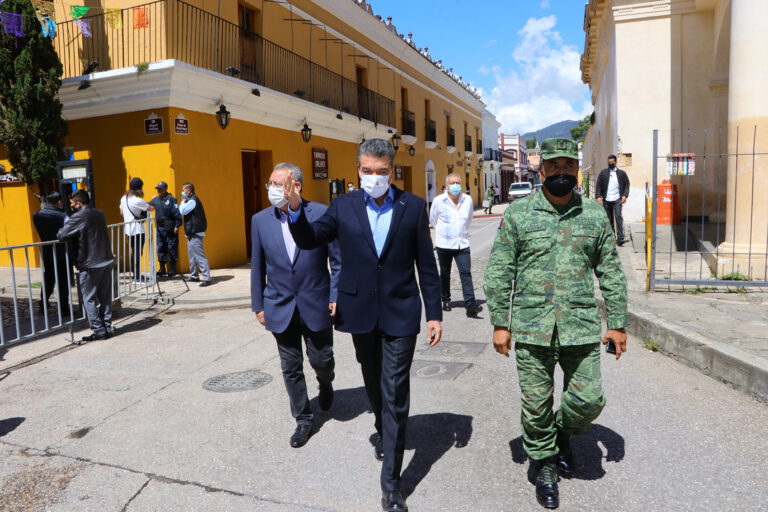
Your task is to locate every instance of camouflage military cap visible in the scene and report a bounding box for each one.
[540,138,578,161]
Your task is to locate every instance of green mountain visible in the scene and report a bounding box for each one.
[521,120,579,144]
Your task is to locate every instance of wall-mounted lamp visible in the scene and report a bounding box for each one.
[83,61,98,75]
[301,121,312,143]
[251,88,261,96]
[226,66,241,77]
[408,146,415,157]
[391,133,400,151]
[336,113,343,120]
[78,80,91,91]
[216,104,231,130]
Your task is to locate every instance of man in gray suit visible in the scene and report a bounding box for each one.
[251,163,341,448]
[57,190,114,343]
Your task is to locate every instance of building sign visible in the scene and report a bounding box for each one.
[312,148,328,179]
[666,153,696,176]
[144,113,163,135]
[395,165,403,181]
[174,114,189,134]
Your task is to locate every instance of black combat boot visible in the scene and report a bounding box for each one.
[167,261,177,277]
[156,262,166,277]
[556,429,575,477]
[533,456,559,509]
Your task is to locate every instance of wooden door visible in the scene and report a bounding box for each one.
[242,151,261,258]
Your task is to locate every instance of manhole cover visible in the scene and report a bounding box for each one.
[410,360,472,380]
[203,369,273,393]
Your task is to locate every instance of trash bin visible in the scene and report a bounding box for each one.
[656,180,679,225]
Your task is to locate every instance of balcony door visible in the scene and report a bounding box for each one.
[239,4,261,84]
[356,66,369,121]
[242,150,270,258]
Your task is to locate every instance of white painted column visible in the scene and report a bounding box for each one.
[720,0,768,278]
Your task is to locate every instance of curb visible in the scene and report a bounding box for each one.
[600,298,768,403]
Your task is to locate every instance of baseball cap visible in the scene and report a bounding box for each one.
[129,177,144,190]
[155,181,168,189]
[540,138,578,161]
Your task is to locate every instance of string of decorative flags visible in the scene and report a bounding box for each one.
[0,0,150,39]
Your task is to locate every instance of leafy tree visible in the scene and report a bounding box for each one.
[525,137,538,149]
[569,113,592,143]
[0,0,68,192]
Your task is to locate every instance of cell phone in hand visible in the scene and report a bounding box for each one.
[605,340,616,354]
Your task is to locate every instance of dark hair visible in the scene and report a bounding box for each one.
[608,154,617,161]
[183,182,195,193]
[45,191,62,204]
[71,190,90,204]
[357,138,395,167]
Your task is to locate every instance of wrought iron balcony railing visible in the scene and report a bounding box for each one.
[425,119,436,142]
[401,110,416,137]
[54,0,395,127]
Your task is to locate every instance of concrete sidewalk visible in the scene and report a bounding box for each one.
[616,224,768,402]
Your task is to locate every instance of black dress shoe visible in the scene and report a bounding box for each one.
[290,424,312,448]
[199,280,212,287]
[466,305,483,318]
[381,491,408,512]
[534,457,559,509]
[442,301,451,312]
[374,435,385,461]
[318,383,334,411]
[81,332,109,342]
[184,276,200,282]
[556,430,574,477]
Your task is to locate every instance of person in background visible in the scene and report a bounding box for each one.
[149,181,182,278]
[179,182,211,287]
[32,192,72,316]
[430,173,482,319]
[119,178,154,282]
[57,190,115,342]
[427,182,436,213]
[595,155,630,246]
[251,163,341,448]
[347,182,356,193]
[484,184,495,214]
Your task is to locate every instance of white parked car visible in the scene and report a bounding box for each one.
[508,182,533,201]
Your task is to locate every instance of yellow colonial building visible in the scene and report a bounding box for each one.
[580,0,768,278]
[0,0,485,269]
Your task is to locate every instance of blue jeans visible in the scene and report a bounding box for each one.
[436,247,477,309]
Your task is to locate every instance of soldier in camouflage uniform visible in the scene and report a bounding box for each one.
[483,138,628,509]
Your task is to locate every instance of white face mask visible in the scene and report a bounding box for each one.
[268,185,289,208]
[359,173,390,199]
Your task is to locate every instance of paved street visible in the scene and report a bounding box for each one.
[1,215,767,511]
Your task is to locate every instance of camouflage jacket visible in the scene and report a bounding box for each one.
[483,191,627,346]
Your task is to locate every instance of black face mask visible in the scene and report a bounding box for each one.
[543,174,577,197]
[608,163,616,169]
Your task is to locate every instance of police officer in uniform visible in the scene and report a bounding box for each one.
[484,138,628,509]
[149,181,182,277]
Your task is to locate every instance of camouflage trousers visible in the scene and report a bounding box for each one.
[515,335,605,461]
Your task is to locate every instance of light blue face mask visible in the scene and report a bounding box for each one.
[448,184,462,195]
[181,191,188,199]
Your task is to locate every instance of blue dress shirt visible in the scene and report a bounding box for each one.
[288,187,395,257]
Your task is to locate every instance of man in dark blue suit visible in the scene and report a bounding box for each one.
[285,139,442,512]
[251,163,341,448]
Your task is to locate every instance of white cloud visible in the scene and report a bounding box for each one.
[541,0,551,8]
[484,39,498,48]
[483,16,591,135]
[477,65,491,75]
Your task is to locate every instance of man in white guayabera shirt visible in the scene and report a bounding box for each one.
[429,173,482,318]
[596,154,630,246]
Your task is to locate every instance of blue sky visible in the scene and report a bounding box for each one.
[367,0,592,134]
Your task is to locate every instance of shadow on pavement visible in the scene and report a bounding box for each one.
[509,423,625,482]
[113,317,163,336]
[401,413,473,496]
[310,386,372,432]
[0,417,25,437]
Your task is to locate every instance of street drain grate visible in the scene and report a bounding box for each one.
[203,369,273,393]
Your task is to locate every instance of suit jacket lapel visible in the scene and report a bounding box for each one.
[352,191,378,256]
[379,187,406,260]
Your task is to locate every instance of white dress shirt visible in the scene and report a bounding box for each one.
[429,192,474,249]
[606,170,621,202]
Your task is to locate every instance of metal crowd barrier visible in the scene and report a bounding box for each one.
[0,217,157,347]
